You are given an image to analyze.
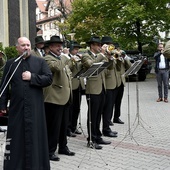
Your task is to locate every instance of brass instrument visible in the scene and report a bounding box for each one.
[102,44,121,59]
[72,55,81,62]
[106,44,115,54]
[70,54,82,66]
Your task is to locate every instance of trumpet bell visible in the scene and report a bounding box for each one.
[106,44,116,56]
[107,44,115,52]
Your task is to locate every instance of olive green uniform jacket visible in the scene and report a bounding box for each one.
[116,57,132,87]
[43,53,73,105]
[81,51,108,95]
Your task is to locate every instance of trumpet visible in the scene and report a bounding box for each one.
[102,44,121,59]
[73,56,81,62]
[71,53,82,62]
[106,44,115,55]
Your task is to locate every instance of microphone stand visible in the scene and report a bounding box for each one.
[0,59,23,97]
[0,58,23,134]
[0,51,27,97]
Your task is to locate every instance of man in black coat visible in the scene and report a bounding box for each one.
[0,37,52,170]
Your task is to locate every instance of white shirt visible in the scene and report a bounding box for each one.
[37,48,44,57]
[159,54,166,69]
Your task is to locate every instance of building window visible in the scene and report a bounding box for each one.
[44,24,47,30]
[49,10,52,17]
[39,25,42,30]
[55,8,60,15]
[49,22,51,29]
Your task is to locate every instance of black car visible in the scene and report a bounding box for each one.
[125,51,152,81]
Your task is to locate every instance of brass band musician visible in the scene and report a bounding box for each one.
[112,43,132,124]
[81,36,111,149]
[67,41,85,137]
[101,36,119,137]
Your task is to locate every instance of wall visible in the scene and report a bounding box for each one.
[0,0,37,47]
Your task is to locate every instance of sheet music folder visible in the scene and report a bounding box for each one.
[80,61,111,78]
[123,58,145,77]
[73,68,87,78]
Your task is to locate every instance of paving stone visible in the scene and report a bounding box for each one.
[1,78,170,169]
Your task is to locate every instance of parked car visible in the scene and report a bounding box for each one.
[125,50,152,81]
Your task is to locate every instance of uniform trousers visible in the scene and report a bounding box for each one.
[156,69,169,99]
[45,102,70,156]
[113,83,124,120]
[68,86,82,133]
[86,88,105,142]
[102,88,117,133]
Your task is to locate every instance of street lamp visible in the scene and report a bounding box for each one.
[67,33,76,41]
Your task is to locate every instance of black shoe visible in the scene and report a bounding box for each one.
[74,129,82,135]
[103,131,118,137]
[58,148,75,156]
[67,131,76,137]
[112,131,118,135]
[49,154,60,161]
[96,138,111,145]
[87,142,102,150]
[113,118,124,124]
[0,127,6,133]
[109,121,114,126]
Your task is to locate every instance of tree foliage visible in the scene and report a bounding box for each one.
[4,46,18,59]
[65,0,170,53]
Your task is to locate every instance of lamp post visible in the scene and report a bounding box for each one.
[67,33,76,41]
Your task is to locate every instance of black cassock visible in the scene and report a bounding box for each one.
[0,55,52,170]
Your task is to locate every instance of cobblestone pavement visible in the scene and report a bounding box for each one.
[1,77,170,170]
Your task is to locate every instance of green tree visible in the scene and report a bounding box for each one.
[66,0,170,53]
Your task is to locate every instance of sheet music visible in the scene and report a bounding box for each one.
[80,62,111,78]
[123,58,145,76]
[73,68,87,78]
[92,62,112,76]
[80,64,102,78]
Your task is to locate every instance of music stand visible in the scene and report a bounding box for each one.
[73,68,87,137]
[77,62,110,168]
[114,60,144,148]
[79,62,111,146]
[80,61,112,78]
[129,59,154,138]
[115,57,154,149]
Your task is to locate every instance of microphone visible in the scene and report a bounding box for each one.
[14,50,28,62]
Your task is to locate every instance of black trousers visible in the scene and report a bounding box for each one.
[113,83,124,120]
[45,102,70,156]
[68,86,82,133]
[86,88,105,142]
[102,88,117,133]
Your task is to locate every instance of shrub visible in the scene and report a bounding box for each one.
[4,46,18,60]
[0,43,3,51]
